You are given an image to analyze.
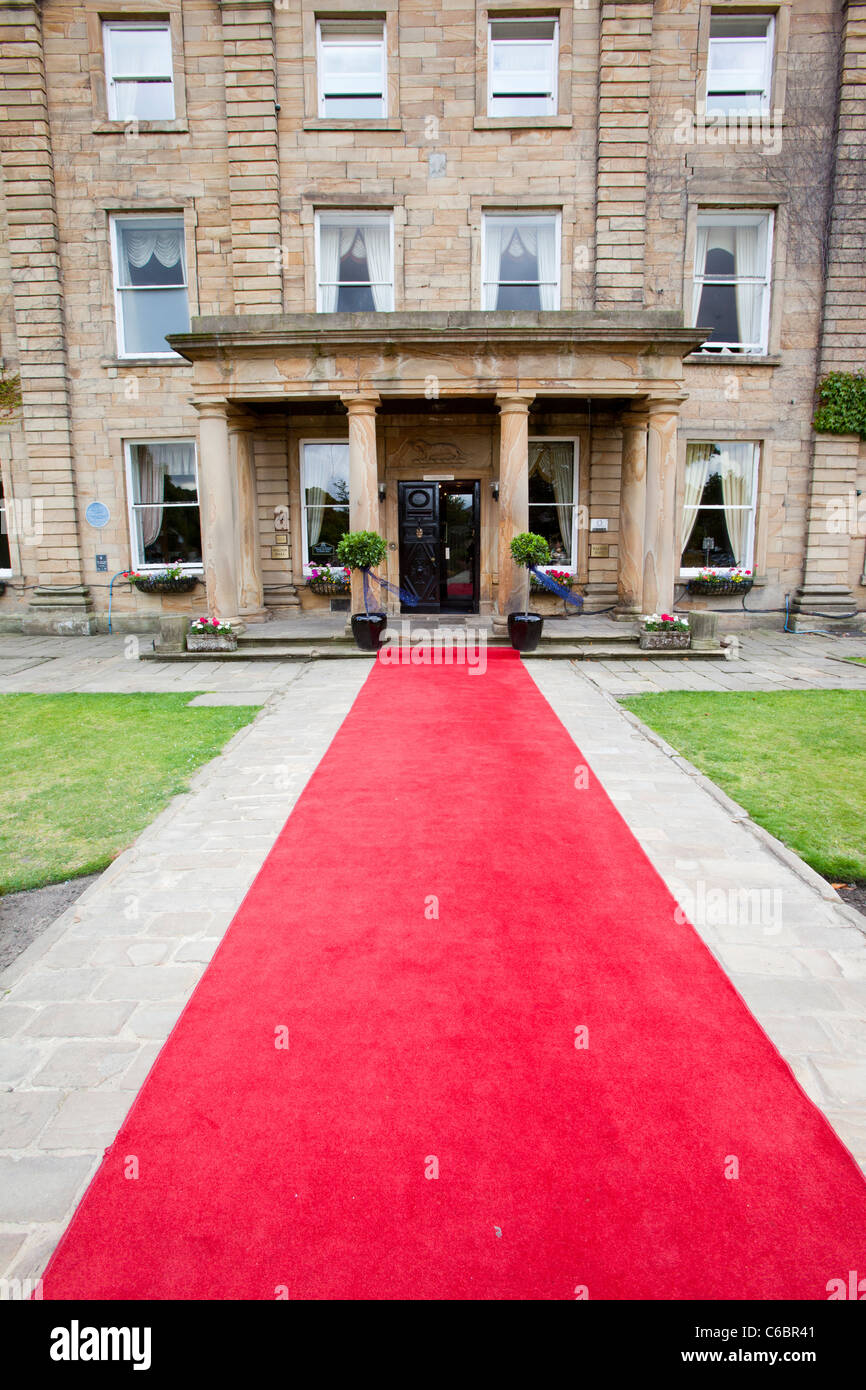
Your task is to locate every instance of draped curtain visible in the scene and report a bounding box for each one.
[118,226,184,282]
[693,224,709,325]
[734,223,762,349]
[318,226,356,311]
[362,225,393,310]
[303,445,343,549]
[318,225,392,310]
[133,442,192,548]
[530,442,574,553]
[681,443,716,554]
[720,442,754,565]
[482,221,506,310]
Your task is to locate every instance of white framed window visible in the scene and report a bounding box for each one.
[482,212,560,310]
[111,214,190,358]
[125,440,202,570]
[315,211,394,312]
[680,440,759,574]
[706,13,774,117]
[488,17,558,117]
[0,474,11,575]
[528,437,579,570]
[300,441,350,570]
[692,212,773,354]
[103,20,175,121]
[317,20,387,118]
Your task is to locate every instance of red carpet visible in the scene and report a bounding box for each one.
[43,651,866,1299]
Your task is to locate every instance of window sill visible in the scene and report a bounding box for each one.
[684,353,781,367]
[93,120,189,135]
[474,115,573,131]
[102,356,191,369]
[303,117,403,132]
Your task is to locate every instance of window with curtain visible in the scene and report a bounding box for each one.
[112,215,190,356]
[317,20,386,118]
[692,213,772,354]
[103,22,175,121]
[128,441,201,568]
[301,442,350,567]
[482,214,560,310]
[706,13,774,117]
[680,440,758,572]
[528,439,577,567]
[316,214,394,311]
[488,18,558,117]
[0,474,10,572]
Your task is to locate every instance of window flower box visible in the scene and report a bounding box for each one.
[186,617,237,652]
[125,567,200,595]
[639,613,691,650]
[307,565,350,596]
[687,568,753,597]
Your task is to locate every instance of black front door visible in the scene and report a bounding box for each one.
[398,480,480,614]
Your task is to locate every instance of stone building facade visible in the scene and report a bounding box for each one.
[0,0,864,635]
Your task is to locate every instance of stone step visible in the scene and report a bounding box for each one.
[142,640,725,664]
[555,643,727,661]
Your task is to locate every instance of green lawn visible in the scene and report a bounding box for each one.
[0,694,258,894]
[620,690,866,882]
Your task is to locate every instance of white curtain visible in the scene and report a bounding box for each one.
[120,227,183,275]
[530,443,574,554]
[318,226,355,311]
[693,223,709,323]
[303,446,340,548]
[362,225,393,311]
[133,442,191,548]
[482,220,506,310]
[112,82,139,121]
[734,223,762,350]
[720,443,754,565]
[535,222,558,309]
[681,442,716,554]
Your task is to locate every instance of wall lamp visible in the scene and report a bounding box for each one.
[490,480,500,501]
[378,482,387,502]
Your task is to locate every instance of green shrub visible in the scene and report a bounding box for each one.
[336,530,388,570]
[510,532,551,568]
[813,371,866,439]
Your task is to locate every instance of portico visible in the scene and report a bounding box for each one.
[169,311,704,629]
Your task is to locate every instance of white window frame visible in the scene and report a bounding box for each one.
[299,439,351,573]
[487,16,559,118]
[316,19,387,119]
[103,20,175,122]
[481,211,562,310]
[0,474,11,577]
[679,440,759,577]
[528,436,580,574]
[706,13,774,117]
[314,210,395,313]
[110,213,189,360]
[692,210,773,355]
[124,438,202,572]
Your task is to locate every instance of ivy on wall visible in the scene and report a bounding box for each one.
[0,370,22,419]
[813,370,866,440]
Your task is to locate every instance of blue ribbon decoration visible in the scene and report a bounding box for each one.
[361,567,419,614]
[529,565,585,610]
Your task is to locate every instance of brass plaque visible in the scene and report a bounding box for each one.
[271,545,289,559]
[589,543,610,559]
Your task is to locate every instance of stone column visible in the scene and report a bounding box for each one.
[228,416,267,621]
[494,393,534,633]
[343,394,380,614]
[642,397,683,617]
[615,407,648,620]
[196,402,242,625]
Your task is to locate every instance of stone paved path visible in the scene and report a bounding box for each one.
[0,631,864,1287]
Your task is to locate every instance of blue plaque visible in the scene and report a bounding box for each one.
[85,501,110,529]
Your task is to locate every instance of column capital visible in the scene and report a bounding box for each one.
[496,392,535,414]
[342,393,381,415]
[193,398,230,420]
[645,393,688,416]
[621,405,650,428]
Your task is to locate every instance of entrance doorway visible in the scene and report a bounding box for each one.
[397,480,480,613]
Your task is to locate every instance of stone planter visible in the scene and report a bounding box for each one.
[186,633,238,653]
[639,630,691,650]
[132,574,200,595]
[687,579,753,597]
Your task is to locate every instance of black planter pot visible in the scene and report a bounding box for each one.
[687,579,753,597]
[131,575,200,595]
[351,612,388,651]
[508,611,544,653]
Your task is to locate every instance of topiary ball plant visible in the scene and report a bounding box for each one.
[510,532,552,569]
[335,530,388,571]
